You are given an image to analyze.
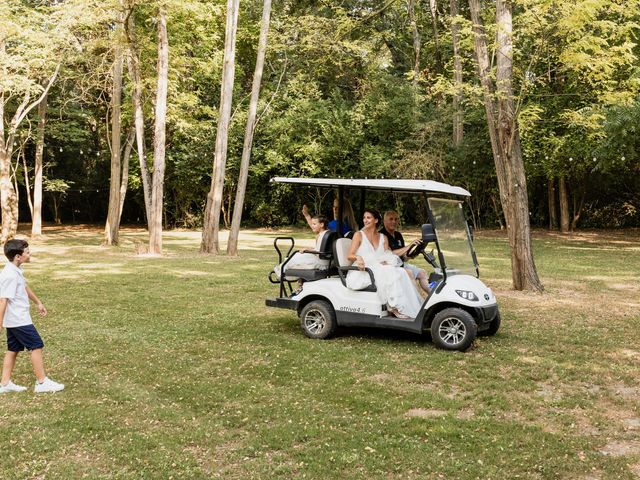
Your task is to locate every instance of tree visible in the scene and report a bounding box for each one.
[450,0,463,146]
[148,4,169,255]
[201,0,240,254]
[227,0,272,256]
[31,91,47,237]
[104,13,125,246]
[468,0,543,291]
[0,0,62,243]
[124,3,152,224]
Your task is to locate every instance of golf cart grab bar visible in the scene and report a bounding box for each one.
[338,266,377,292]
[273,236,295,264]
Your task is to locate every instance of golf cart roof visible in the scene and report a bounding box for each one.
[270,177,471,197]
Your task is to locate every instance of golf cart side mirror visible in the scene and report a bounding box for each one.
[421,223,437,244]
[467,222,474,241]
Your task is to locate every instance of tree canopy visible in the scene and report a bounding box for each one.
[3,0,639,231]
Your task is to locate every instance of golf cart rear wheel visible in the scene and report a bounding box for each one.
[300,300,336,339]
[478,311,501,337]
[431,308,477,351]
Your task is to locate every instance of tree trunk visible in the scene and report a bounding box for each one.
[201,0,240,254]
[570,186,586,231]
[21,150,33,220]
[558,175,569,233]
[450,0,464,146]
[31,91,47,237]
[125,10,152,225]
[408,0,421,84]
[429,0,443,73]
[104,24,124,246]
[469,0,543,292]
[118,126,135,223]
[227,0,271,256]
[149,6,169,255]
[547,177,557,230]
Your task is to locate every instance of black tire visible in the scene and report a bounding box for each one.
[431,308,477,351]
[478,311,501,337]
[300,300,337,339]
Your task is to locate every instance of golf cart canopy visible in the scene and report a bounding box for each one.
[270,177,471,197]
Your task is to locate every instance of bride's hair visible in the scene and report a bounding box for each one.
[363,208,382,225]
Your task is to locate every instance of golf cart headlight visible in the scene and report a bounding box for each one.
[456,290,479,301]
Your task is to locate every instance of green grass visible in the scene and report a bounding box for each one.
[1,227,639,479]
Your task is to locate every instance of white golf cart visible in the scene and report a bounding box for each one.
[266,177,500,351]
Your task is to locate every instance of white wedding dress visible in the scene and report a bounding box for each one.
[346,231,424,318]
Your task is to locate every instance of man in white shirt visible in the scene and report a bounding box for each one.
[0,239,64,393]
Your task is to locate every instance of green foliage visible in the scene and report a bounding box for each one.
[10,0,640,229]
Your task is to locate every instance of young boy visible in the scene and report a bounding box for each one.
[0,239,63,393]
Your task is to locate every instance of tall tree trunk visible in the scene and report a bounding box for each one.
[450,0,464,146]
[31,91,47,237]
[149,6,169,255]
[125,9,152,225]
[104,24,124,246]
[570,186,586,231]
[558,175,569,233]
[118,127,135,223]
[429,0,443,73]
[408,0,421,84]
[227,0,271,257]
[201,0,240,254]
[547,177,557,230]
[469,0,543,292]
[21,150,33,220]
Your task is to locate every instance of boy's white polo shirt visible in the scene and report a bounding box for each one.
[0,262,32,328]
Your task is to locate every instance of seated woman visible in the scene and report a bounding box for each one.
[346,208,424,319]
[328,198,357,237]
[274,212,330,283]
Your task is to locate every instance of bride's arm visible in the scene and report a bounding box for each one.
[347,232,365,270]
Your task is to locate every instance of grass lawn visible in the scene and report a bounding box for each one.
[0,226,639,479]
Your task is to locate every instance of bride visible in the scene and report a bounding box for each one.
[346,208,424,319]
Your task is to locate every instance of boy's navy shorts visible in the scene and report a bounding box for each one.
[6,325,45,352]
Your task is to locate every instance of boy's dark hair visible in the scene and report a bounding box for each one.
[4,239,29,262]
[312,214,328,228]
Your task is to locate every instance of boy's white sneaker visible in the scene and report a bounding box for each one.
[0,380,28,393]
[34,377,64,393]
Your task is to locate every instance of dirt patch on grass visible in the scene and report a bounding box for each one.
[406,408,447,419]
[600,440,640,457]
[610,383,640,399]
[535,382,563,402]
[456,409,475,420]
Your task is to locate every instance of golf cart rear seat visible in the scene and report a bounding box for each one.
[269,230,339,289]
[333,238,377,292]
[284,230,338,282]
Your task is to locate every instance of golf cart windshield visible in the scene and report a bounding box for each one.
[428,198,478,277]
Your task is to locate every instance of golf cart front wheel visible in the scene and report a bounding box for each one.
[431,308,477,351]
[478,311,501,337]
[300,300,337,339]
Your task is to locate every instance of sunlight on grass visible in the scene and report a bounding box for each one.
[0,227,638,479]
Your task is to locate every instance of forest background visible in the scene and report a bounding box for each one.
[2,0,639,241]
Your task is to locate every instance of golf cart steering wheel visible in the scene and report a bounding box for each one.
[406,240,426,259]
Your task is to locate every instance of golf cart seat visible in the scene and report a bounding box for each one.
[284,230,338,282]
[333,238,377,292]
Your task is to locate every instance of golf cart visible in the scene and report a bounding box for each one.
[266,177,500,351]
